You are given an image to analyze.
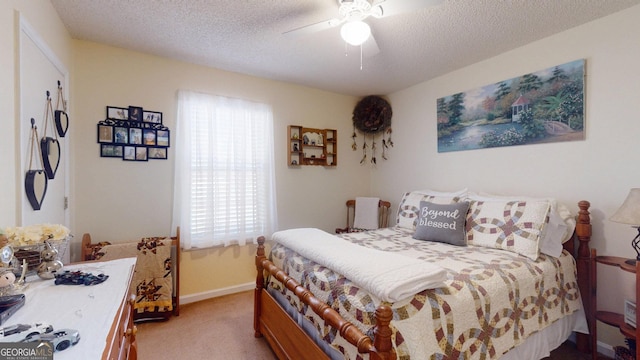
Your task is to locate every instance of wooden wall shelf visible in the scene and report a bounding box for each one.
[288,125,337,167]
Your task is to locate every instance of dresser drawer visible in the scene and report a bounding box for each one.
[104,294,137,360]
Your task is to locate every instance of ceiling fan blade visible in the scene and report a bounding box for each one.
[363,33,380,58]
[371,0,443,18]
[283,18,343,37]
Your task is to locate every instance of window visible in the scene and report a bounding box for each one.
[172,90,277,249]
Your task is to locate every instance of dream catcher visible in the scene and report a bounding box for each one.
[351,95,393,164]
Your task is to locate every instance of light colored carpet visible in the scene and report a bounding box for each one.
[136,290,606,359]
[136,291,276,360]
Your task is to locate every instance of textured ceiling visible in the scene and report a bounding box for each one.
[50,0,640,96]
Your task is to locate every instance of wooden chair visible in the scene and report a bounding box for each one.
[335,199,391,233]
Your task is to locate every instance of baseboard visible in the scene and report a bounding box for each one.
[597,340,615,359]
[567,332,615,359]
[179,282,255,305]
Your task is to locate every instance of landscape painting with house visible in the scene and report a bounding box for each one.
[437,59,585,153]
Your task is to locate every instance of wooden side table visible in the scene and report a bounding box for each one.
[593,255,639,360]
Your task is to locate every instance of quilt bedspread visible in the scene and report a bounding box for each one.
[267,227,584,360]
[94,237,173,314]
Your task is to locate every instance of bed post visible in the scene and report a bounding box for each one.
[574,201,593,354]
[371,305,396,360]
[254,236,266,338]
[255,244,397,359]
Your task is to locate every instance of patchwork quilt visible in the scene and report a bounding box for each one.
[267,227,584,360]
[95,237,173,315]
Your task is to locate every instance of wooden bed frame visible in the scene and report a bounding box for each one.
[254,201,595,360]
[81,227,181,321]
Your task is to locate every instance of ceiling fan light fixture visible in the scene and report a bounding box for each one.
[340,20,371,46]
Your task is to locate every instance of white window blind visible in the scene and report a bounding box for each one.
[172,90,277,249]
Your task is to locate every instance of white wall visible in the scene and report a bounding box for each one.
[372,4,640,350]
[71,40,370,296]
[0,1,72,228]
[4,1,639,351]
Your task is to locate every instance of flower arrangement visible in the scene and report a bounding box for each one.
[1,224,70,247]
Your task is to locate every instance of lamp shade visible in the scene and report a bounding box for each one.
[340,21,371,46]
[610,188,640,225]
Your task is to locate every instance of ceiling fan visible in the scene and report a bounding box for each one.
[284,0,443,56]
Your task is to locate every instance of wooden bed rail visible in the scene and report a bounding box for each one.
[254,236,396,360]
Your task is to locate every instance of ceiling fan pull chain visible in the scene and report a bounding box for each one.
[360,44,363,70]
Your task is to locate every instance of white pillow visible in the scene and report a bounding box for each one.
[396,189,468,230]
[416,188,469,198]
[473,192,576,257]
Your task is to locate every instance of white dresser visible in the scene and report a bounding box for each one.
[1,257,137,360]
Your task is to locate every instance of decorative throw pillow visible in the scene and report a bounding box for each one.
[473,192,575,257]
[413,201,470,246]
[466,199,551,260]
[396,189,468,230]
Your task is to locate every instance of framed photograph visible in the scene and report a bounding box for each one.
[148,147,168,160]
[143,110,163,124]
[114,126,128,144]
[143,129,156,145]
[97,124,113,143]
[100,144,123,158]
[123,146,137,160]
[128,106,143,122]
[106,106,129,120]
[135,147,148,161]
[129,120,142,129]
[129,128,143,144]
[156,130,170,147]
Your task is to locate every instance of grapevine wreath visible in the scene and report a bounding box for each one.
[351,95,393,164]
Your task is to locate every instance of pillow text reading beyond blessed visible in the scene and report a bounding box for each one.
[413,201,470,246]
[396,189,468,230]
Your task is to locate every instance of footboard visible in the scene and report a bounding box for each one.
[254,236,395,360]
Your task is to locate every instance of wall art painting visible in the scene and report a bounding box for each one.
[437,59,585,153]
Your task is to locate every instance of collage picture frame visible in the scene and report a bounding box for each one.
[98,105,170,161]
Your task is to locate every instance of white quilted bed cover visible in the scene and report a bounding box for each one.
[268,226,588,360]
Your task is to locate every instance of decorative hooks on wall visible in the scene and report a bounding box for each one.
[23,80,69,212]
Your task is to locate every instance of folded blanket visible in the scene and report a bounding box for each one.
[271,228,447,302]
[96,238,173,313]
[353,197,380,230]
